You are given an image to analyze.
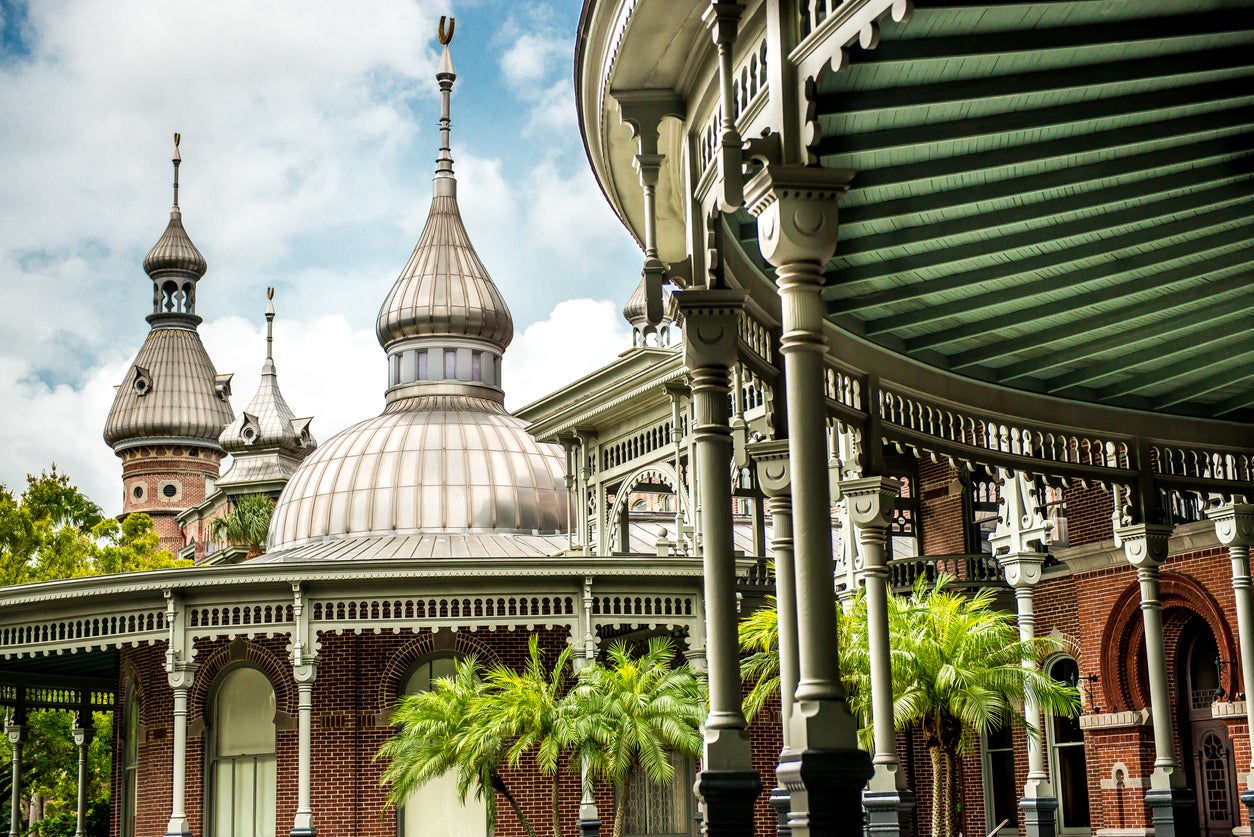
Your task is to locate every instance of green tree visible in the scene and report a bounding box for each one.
[378,656,541,837]
[481,636,576,837]
[739,577,1081,837]
[0,469,182,837]
[569,637,705,837]
[208,494,275,558]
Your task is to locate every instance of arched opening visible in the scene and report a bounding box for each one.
[208,666,277,837]
[1045,656,1090,833]
[398,655,487,837]
[121,683,140,837]
[1177,619,1237,837]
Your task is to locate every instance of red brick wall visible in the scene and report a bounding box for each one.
[122,627,711,837]
[918,459,965,555]
[118,444,223,554]
[1061,485,1113,547]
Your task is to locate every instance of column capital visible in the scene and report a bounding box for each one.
[5,723,25,746]
[838,476,900,532]
[166,663,198,691]
[743,165,856,266]
[611,89,685,157]
[747,439,791,499]
[997,551,1049,590]
[676,288,747,370]
[702,0,745,43]
[293,658,319,684]
[1208,502,1254,548]
[71,726,95,747]
[1116,523,1174,569]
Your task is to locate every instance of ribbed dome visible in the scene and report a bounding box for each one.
[623,275,679,328]
[268,395,567,549]
[375,194,514,352]
[143,209,207,278]
[104,326,234,450]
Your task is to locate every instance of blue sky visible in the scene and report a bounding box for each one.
[0,0,644,511]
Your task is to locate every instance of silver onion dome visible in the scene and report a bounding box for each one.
[105,138,234,452]
[266,34,567,555]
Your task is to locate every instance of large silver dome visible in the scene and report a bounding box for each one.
[267,42,569,556]
[268,396,566,549]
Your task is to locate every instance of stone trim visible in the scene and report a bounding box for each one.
[1079,708,1151,730]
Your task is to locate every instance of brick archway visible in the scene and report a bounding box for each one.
[1100,570,1237,712]
[378,629,504,709]
[189,639,295,721]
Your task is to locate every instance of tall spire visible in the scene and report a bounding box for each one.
[265,286,276,371]
[434,16,457,196]
[172,132,181,209]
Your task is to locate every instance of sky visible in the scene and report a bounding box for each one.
[0,0,646,514]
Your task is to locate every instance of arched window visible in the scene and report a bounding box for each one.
[122,684,140,837]
[398,656,487,837]
[1046,657,1090,833]
[208,667,277,837]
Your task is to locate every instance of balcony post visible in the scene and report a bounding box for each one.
[1207,502,1254,832]
[1116,522,1197,837]
[842,475,912,837]
[676,287,762,837]
[744,163,868,837]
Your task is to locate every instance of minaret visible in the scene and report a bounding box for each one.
[217,288,317,494]
[623,275,680,348]
[103,135,235,553]
[374,26,514,402]
[267,22,568,549]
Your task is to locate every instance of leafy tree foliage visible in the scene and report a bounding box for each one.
[567,637,704,837]
[379,635,705,837]
[0,468,186,586]
[739,576,1081,837]
[207,493,275,559]
[1,468,186,837]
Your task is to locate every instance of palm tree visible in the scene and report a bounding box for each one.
[569,636,705,837]
[481,635,576,837]
[377,656,540,837]
[208,494,274,558]
[739,575,1081,837]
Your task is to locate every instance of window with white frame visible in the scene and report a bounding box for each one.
[1046,657,1091,832]
[399,655,487,837]
[208,666,277,837]
[622,750,694,837]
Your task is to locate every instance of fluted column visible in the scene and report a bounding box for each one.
[72,713,95,837]
[6,712,26,837]
[676,287,761,837]
[165,664,196,837]
[749,440,800,837]
[1116,523,1197,837]
[998,553,1057,837]
[745,163,867,837]
[1208,503,1254,832]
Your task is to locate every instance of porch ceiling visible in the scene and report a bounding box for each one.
[790,0,1254,422]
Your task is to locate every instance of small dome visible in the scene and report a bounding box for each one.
[144,209,207,278]
[375,194,514,352]
[623,275,679,328]
[268,395,567,549]
[104,327,234,451]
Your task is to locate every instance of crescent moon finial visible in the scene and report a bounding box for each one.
[438,16,455,45]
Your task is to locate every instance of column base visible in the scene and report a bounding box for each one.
[1019,795,1058,837]
[779,747,873,837]
[578,817,602,837]
[769,784,791,837]
[696,768,762,837]
[1144,787,1198,837]
[289,828,318,837]
[864,787,915,837]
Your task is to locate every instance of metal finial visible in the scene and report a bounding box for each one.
[265,287,276,362]
[438,16,455,45]
[172,133,182,209]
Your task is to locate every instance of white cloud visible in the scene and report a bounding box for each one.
[500,32,567,87]
[505,299,632,409]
